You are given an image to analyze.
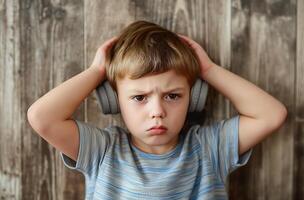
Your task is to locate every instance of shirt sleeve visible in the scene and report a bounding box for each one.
[197,114,252,183]
[59,119,111,178]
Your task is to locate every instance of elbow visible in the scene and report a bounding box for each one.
[278,104,288,123]
[27,106,50,135]
[272,104,288,129]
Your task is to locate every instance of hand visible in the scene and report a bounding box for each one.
[178,34,215,77]
[89,36,118,77]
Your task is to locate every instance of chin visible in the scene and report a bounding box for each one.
[146,137,174,146]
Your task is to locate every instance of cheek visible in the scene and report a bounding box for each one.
[170,99,189,123]
[119,99,142,127]
[176,95,190,113]
[172,105,188,122]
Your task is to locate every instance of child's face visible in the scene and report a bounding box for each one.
[116,70,190,155]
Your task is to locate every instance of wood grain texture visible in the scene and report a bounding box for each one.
[0,0,22,199]
[18,0,84,199]
[294,0,304,198]
[229,0,296,199]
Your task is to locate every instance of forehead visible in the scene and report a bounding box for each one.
[116,70,189,92]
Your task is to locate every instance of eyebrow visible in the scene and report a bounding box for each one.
[128,87,186,94]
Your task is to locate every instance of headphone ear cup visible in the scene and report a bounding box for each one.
[95,81,120,114]
[188,79,209,112]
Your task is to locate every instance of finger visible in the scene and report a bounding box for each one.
[179,35,201,51]
[177,33,187,37]
[101,36,119,52]
[177,33,191,41]
[177,34,193,45]
[177,33,187,41]
[104,36,119,48]
[108,36,119,43]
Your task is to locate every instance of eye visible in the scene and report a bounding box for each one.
[132,95,146,102]
[165,93,181,101]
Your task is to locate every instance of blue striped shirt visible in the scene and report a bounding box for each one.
[60,115,252,199]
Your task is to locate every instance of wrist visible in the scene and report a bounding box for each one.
[201,62,216,79]
[88,65,106,80]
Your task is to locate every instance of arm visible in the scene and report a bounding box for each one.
[179,34,287,155]
[202,64,287,155]
[27,37,118,161]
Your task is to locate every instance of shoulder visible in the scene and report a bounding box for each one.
[186,115,240,135]
[104,124,128,134]
[75,119,127,135]
[102,125,130,145]
[184,115,240,146]
[103,125,129,139]
[73,120,129,145]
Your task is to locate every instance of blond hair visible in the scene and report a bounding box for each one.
[105,20,201,91]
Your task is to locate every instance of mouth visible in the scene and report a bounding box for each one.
[147,125,168,135]
[148,125,167,130]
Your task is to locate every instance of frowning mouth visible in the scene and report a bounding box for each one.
[147,125,168,135]
[148,125,167,131]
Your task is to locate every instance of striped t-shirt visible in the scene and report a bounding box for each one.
[60,114,252,199]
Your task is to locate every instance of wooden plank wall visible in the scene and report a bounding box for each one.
[229,1,296,199]
[0,0,302,199]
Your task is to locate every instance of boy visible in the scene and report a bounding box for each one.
[27,21,287,199]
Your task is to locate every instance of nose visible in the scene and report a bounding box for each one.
[149,97,166,119]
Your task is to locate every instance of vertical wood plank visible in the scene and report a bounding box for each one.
[200,0,233,128]
[229,1,296,199]
[19,0,85,199]
[0,0,22,199]
[84,0,134,128]
[294,0,304,198]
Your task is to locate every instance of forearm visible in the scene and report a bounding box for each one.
[28,67,104,127]
[202,64,287,123]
